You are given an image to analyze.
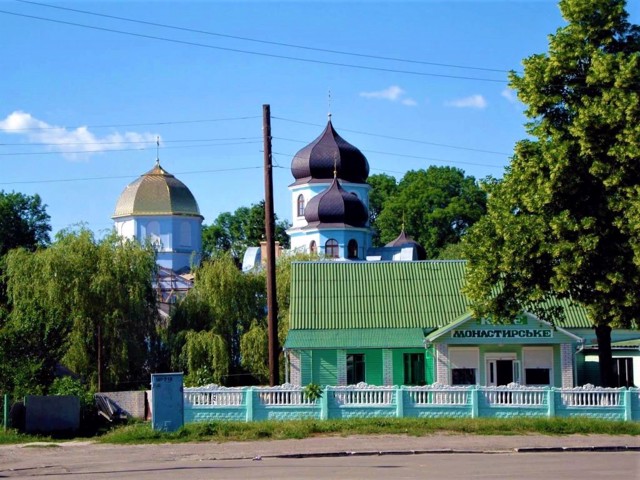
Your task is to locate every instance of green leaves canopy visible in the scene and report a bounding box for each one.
[371,167,487,257]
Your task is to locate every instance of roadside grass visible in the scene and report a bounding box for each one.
[0,429,54,445]
[96,417,640,445]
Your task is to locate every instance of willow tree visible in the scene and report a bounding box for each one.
[169,253,265,384]
[463,0,640,386]
[2,228,159,394]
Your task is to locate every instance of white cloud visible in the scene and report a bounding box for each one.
[501,88,517,103]
[0,111,158,160]
[445,94,488,109]
[360,85,417,106]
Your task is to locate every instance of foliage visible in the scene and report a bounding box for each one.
[303,383,323,402]
[367,173,399,245]
[169,253,265,383]
[0,191,50,257]
[183,330,228,386]
[370,167,487,256]
[1,227,160,395]
[239,323,269,383]
[97,416,640,445]
[202,201,290,262]
[49,376,94,408]
[462,0,640,385]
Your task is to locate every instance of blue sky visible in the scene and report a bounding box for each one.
[1,1,637,236]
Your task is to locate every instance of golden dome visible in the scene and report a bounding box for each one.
[113,162,202,219]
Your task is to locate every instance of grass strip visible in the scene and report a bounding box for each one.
[95,416,640,445]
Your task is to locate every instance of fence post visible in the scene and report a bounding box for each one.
[245,387,254,422]
[470,386,478,419]
[623,388,632,422]
[320,387,329,420]
[395,386,404,418]
[2,394,8,431]
[547,388,555,418]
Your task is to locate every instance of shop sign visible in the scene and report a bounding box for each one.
[451,329,553,339]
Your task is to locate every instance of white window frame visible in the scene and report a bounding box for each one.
[522,347,553,386]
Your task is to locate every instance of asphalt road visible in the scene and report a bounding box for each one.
[1,434,638,479]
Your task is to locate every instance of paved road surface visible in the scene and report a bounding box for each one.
[0,434,638,479]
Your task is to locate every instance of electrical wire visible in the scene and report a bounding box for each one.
[0,9,508,83]
[0,115,261,132]
[0,166,263,185]
[15,0,514,74]
[0,137,263,147]
[0,140,263,156]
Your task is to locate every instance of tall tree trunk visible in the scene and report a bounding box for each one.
[594,324,613,387]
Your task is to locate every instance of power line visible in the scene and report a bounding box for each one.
[0,115,261,132]
[0,166,262,185]
[16,0,514,74]
[272,150,505,170]
[0,140,263,156]
[272,118,511,156]
[0,9,508,83]
[0,137,262,147]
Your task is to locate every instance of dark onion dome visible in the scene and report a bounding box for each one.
[113,161,202,218]
[304,177,368,228]
[385,230,427,260]
[291,117,369,185]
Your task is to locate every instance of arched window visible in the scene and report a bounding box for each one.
[309,240,317,254]
[325,239,339,258]
[180,221,191,247]
[146,221,160,248]
[347,239,358,259]
[297,194,305,217]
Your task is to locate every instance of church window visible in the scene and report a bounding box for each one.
[180,222,192,247]
[309,240,317,254]
[347,239,358,259]
[146,221,160,248]
[297,194,305,217]
[325,239,339,258]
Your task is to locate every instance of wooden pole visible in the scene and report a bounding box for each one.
[263,104,279,386]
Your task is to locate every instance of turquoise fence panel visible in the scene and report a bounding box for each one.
[180,384,640,423]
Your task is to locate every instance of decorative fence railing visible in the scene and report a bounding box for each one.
[182,383,640,423]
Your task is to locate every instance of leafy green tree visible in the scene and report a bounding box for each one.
[1,227,159,394]
[463,0,640,386]
[202,201,290,261]
[183,330,228,386]
[367,173,399,245]
[374,167,487,256]
[169,253,265,383]
[0,191,50,257]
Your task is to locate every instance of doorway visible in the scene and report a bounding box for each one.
[486,354,519,386]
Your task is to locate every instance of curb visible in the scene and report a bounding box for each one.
[262,445,638,459]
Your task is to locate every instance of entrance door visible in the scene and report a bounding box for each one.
[486,355,519,386]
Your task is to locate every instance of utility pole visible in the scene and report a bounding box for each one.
[263,104,279,386]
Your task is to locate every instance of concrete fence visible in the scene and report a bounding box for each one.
[183,383,640,423]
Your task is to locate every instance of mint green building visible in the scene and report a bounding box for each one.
[283,261,639,388]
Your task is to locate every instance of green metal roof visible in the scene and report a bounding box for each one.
[284,328,426,349]
[288,260,593,331]
[611,338,640,348]
[289,261,469,330]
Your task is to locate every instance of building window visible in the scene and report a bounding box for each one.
[613,358,634,387]
[347,354,365,384]
[523,347,552,386]
[146,221,160,248]
[309,240,317,254]
[297,194,305,217]
[325,239,339,258]
[180,221,191,247]
[403,353,425,385]
[449,348,479,386]
[347,239,358,259]
[452,369,476,385]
